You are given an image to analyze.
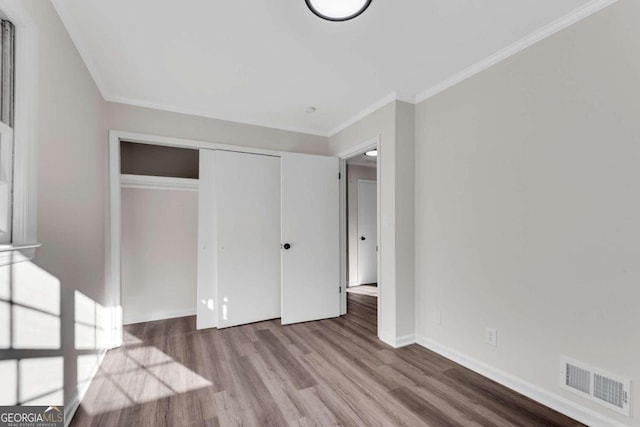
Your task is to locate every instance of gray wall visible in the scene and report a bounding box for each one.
[414,1,639,425]
[0,0,109,412]
[121,188,198,324]
[393,101,415,340]
[108,102,329,155]
[329,100,416,343]
[32,0,109,409]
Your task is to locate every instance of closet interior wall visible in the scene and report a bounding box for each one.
[120,141,200,325]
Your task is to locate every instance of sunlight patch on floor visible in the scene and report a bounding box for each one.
[79,343,212,416]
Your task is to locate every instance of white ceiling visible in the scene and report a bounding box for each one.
[52,0,600,136]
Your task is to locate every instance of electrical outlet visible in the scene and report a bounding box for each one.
[432,309,442,325]
[485,328,497,347]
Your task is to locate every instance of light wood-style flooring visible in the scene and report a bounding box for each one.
[71,293,584,426]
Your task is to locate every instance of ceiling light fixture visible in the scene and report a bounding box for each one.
[305,0,372,22]
[365,149,377,157]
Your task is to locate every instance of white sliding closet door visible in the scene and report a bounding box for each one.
[197,150,281,330]
[215,150,281,328]
[281,152,340,325]
[197,150,217,330]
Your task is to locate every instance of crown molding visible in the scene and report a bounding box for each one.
[327,92,399,137]
[53,0,328,138]
[106,95,329,137]
[53,0,617,139]
[413,0,618,104]
[395,92,416,104]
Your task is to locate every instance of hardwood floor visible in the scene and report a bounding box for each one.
[71,293,584,426]
[346,284,378,297]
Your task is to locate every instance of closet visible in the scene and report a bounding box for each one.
[197,149,340,330]
[120,142,200,325]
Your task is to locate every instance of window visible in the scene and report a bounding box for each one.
[0,4,39,264]
[0,18,13,244]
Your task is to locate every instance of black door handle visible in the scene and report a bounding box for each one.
[361,236,366,241]
[283,243,291,250]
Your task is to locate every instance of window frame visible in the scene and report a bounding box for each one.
[0,17,15,244]
[0,1,39,265]
[0,120,13,243]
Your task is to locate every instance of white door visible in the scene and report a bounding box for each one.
[197,150,217,330]
[281,152,340,325]
[197,150,281,329]
[357,180,377,284]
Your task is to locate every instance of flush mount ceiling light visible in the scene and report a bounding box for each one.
[365,149,377,157]
[305,0,372,21]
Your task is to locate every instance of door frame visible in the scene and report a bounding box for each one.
[108,130,282,347]
[336,136,380,317]
[356,178,377,286]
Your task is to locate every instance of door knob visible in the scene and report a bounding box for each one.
[283,243,291,250]
[361,236,366,241]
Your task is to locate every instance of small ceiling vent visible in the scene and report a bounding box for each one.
[560,356,631,416]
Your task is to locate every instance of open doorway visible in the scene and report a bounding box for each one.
[341,143,379,317]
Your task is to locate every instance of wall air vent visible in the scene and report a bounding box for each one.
[594,373,628,410]
[560,356,631,416]
[565,362,591,395]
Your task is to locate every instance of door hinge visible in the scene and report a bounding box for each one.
[339,286,342,293]
[338,172,341,180]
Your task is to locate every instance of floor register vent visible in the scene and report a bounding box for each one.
[560,356,631,416]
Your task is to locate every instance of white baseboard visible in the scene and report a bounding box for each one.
[415,335,629,427]
[123,308,196,325]
[379,332,416,349]
[64,350,107,427]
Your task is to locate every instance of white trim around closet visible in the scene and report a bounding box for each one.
[112,130,281,156]
[108,130,283,348]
